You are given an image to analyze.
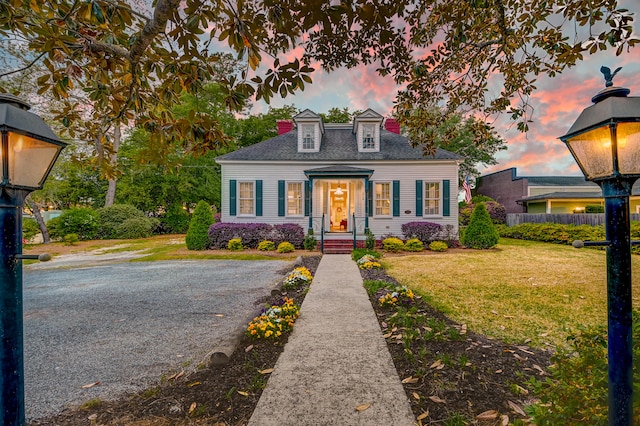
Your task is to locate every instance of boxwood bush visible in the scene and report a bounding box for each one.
[186,201,215,250]
[382,237,404,252]
[257,240,276,251]
[403,238,424,252]
[116,217,156,239]
[98,204,149,239]
[277,241,295,253]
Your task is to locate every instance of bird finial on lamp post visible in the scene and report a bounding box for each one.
[600,66,623,88]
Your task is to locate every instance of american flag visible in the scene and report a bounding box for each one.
[463,175,472,204]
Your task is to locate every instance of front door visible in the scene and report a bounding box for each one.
[329,182,349,232]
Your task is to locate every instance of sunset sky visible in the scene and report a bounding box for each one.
[250,25,639,178]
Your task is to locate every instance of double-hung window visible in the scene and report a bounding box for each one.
[287,182,303,216]
[362,124,376,150]
[375,182,391,216]
[302,124,315,150]
[424,182,440,215]
[239,181,255,215]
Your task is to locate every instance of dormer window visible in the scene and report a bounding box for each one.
[362,124,376,149]
[302,124,315,150]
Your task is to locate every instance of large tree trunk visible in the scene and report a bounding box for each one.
[104,124,121,207]
[25,195,50,244]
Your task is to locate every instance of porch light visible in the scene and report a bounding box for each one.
[335,186,344,196]
[559,67,640,425]
[0,93,67,425]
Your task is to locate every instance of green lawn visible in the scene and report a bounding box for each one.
[382,238,640,348]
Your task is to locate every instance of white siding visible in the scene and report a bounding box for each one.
[218,160,460,238]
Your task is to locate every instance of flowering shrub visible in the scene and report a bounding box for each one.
[356,254,382,270]
[257,240,276,251]
[401,221,443,244]
[246,297,300,339]
[283,266,313,289]
[378,285,415,307]
[277,241,295,253]
[208,222,305,249]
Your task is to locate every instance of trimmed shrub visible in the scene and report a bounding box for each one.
[403,238,424,252]
[461,202,499,249]
[257,240,276,251]
[401,221,443,244]
[383,237,404,252]
[98,204,148,239]
[351,248,382,262]
[498,222,606,247]
[115,217,154,239]
[23,218,40,242]
[277,241,295,253]
[208,222,304,249]
[585,204,605,213]
[365,228,376,250]
[63,233,79,245]
[273,223,305,248]
[227,238,243,251]
[49,208,100,241]
[459,200,506,226]
[186,201,215,250]
[429,241,448,252]
[303,230,317,251]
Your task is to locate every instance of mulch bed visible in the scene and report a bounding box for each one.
[30,255,552,425]
[360,267,553,424]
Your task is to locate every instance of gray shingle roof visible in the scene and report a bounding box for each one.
[216,128,462,162]
[526,176,598,187]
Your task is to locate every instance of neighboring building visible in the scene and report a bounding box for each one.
[215,109,463,242]
[476,167,640,214]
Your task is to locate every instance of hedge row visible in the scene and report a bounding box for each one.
[208,222,305,249]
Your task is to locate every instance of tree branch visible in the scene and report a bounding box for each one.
[0,51,46,79]
[129,0,181,63]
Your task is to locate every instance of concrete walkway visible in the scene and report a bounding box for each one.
[248,255,415,426]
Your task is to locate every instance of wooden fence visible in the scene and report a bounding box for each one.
[506,213,640,227]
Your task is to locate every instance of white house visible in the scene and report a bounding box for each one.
[215,109,463,245]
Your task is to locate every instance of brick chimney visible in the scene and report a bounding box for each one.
[384,118,400,134]
[277,120,294,135]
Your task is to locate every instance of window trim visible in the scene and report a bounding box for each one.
[238,181,255,216]
[362,123,376,150]
[423,181,442,217]
[301,124,315,151]
[287,181,304,217]
[374,181,392,217]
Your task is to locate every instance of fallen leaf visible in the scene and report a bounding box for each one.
[355,403,371,411]
[513,384,529,395]
[259,368,274,375]
[187,381,201,387]
[491,310,498,315]
[430,360,445,370]
[508,400,526,416]
[429,395,446,403]
[504,349,515,353]
[539,332,548,337]
[391,326,398,332]
[215,314,224,317]
[237,390,249,397]
[81,382,100,389]
[503,315,514,319]
[517,346,535,355]
[382,332,392,339]
[417,411,429,421]
[495,369,503,374]
[381,321,387,328]
[533,364,546,375]
[402,376,419,384]
[524,338,532,344]
[501,414,510,425]
[188,402,197,414]
[513,353,527,361]
[460,324,467,335]
[423,326,433,332]
[412,392,420,400]
[245,345,254,352]
[476,409,499,420]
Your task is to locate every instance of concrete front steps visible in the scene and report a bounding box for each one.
[322,239,355,254]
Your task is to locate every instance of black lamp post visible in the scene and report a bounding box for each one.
[560,68,640,425]
[0,94,67,425]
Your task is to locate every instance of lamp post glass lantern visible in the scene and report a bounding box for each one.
[0,93,66,425]
[560,67,640,425]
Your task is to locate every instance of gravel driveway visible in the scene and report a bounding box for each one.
[23,258,292,421]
